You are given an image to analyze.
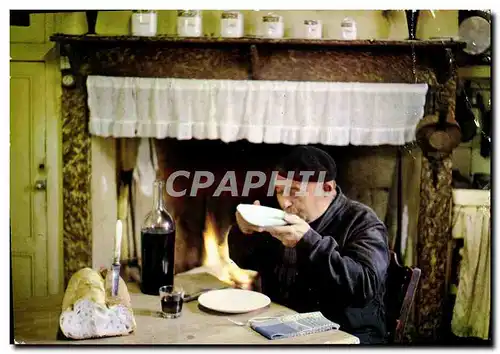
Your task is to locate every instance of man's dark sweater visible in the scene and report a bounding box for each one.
[228,187,390,344]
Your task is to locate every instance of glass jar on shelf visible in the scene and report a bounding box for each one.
[341,17,357,40]
[177,10,202,37]
[260,12,284,39]
[302,19,322,39]
[131,10,158,37]
[220,11,244,38]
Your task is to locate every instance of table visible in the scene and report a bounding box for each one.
[13,267,359,345]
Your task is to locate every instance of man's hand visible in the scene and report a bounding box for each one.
[264,213,311,248]
[235,200,265,234]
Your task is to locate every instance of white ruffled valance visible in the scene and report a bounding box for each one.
[87,76,428,146]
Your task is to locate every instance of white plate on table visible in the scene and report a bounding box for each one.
[236,204,287,227]
[198,288,271,314]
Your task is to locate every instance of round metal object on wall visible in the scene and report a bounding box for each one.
[459,15,491,55]
[416,114,462,156]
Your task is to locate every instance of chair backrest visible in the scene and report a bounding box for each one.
[384,251,421,343]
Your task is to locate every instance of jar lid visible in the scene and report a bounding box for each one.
[178,10,200,17]
[304,20,320,25]
[341,17,356,27]
[222,11,240,19]
[263,15,282,23]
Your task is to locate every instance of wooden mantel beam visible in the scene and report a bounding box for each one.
[50,33,465,49]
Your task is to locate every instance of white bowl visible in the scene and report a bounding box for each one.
[236,204,287,227]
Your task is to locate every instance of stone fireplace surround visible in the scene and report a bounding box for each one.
[52,34,463,342]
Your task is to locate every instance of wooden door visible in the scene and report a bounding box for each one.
[10,61,49,301]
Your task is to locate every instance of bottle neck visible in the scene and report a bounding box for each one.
[152,181,166,210]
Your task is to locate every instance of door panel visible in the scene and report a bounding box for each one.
[10,13,47,43]
[10,61,48,301]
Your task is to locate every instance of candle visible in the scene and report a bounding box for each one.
[114,220,123,263]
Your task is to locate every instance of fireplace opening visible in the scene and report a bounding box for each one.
[113,137,404,286]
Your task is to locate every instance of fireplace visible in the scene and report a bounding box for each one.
[52,34,463,342]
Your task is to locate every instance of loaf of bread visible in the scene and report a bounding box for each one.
[59,267,136,340]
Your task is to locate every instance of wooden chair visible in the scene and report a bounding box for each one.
[385,251,421,343]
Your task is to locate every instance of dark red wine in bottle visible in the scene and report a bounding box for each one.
[140,180,176,296]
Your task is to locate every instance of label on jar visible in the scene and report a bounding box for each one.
[178,10,200,17]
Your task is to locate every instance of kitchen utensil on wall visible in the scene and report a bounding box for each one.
[476,92,491,158]
[455,83,478,143]
[416,112,462,156]
[416,111,462,188]
[458,10,491,66]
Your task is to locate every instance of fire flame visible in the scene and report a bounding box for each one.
[202,212,257,288]
[202,213,222,267]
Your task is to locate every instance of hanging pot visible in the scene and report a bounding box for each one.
[416,113,462,156]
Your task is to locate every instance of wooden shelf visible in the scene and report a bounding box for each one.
[50,33,466,49]
[458,66,491,79]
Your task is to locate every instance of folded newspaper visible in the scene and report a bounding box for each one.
[250,311,340,340]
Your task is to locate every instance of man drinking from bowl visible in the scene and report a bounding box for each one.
[228,145,390,344]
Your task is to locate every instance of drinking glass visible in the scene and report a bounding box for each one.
[159,285,184,318]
